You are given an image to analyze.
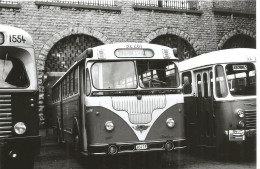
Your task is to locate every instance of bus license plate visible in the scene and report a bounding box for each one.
[136,144,148,150]
[229,130,245,141]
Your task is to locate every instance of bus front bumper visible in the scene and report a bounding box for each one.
[225,129,256,142]
[87,139,186,155]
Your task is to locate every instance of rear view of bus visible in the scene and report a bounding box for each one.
[52,43,186,161]
[180,48,256,157]
[0,25,40,169]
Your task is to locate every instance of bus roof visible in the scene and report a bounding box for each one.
[0,24,33,47]
[179,48,256,72]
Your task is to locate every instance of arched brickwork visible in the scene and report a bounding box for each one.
[143,27,200,60]
[150,35,197,61]
[45,34,103,72]
[38,27,111,76]
[38,27,111,120]
[217,29,256,50]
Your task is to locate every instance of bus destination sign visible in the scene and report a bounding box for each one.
[115,49,154,58]
[233,65,247,71]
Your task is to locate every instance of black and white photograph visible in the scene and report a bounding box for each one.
[0,0,257,169]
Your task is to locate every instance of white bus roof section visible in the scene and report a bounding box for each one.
[0,24,33,47]
[179,48,256,72]
[90,42,178,60]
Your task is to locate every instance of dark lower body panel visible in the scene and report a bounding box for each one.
[0,135,41,169]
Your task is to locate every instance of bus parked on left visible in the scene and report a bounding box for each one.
[0,25,40,169]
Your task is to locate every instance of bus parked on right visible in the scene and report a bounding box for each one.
[179,48,256,157]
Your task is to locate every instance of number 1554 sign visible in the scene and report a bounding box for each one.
[9,34,26,43]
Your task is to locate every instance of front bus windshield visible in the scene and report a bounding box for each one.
[91,60,179,90]
[137,60,179,88]
[0,47,29,88]
[226,63,256,96]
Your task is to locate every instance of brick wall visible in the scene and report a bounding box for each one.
[0,0,256,118]
[0,1,255,56]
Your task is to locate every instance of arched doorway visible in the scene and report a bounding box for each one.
[45,34,103,72]
[43,34,103,128]
[150,35,196,61]
[222,34,256,49]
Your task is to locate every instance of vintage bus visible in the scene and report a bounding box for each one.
[51,43,186,159]
[179,48,256,156]
[0,25,40,169]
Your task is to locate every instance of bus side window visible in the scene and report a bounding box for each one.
[215,65,228,98]
[182,71,192,94]
[197,74,202,98]
[63,79,66,99]
[203,73,208,98]
[70,71,74,95]
[75,67,79,93]
[210,72,213,97]
[86,69,91,96]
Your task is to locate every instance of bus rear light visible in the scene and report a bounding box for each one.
[14,122,26,135]
[239,120,245,128]
[105,121,114,131]
[0,32,4,44]
[165,141,174,151]
[108,145,117,155]
[166,118,175,128]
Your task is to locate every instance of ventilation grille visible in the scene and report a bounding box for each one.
[0,95,12,138]
[112,95,166,124]
[244,109,256,129]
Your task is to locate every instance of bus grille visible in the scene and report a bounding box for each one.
[112,95,166,124]
[244,110,256,129]
[0,95,12,138]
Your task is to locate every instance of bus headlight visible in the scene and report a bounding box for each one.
[166,118,175,128]
[14,122,26,134]
[105,121,114,131]
[239,121,245,128]
[236,109,245,118]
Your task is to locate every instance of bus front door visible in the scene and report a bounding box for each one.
[195,69,216,148]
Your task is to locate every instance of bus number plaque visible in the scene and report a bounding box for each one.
[9,35,26,43]
[136,144,148,150]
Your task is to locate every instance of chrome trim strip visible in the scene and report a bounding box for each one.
[174,146,187,150]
